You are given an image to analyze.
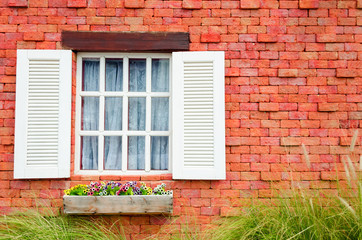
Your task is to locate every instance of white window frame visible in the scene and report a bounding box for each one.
[75,52,172,175]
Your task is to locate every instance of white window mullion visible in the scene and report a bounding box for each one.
[75,56,83,174]
[98,135,104,172]
[122,57,129,172]
[122,97,128,172]
[98,57,105,172]
[146,57,151,94]
[168,56,172,172]
[145,135,150,172]
[79,92,101,97]
[145,57,152,172]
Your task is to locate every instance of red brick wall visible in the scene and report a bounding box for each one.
[0,0,361,238]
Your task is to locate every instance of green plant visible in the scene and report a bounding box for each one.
[64,181,172,196]
[155,131,361,240]
[0,209,125,240]
[203,131,361,240]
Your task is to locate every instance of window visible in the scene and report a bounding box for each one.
[75,53,171,175]
[14,49,225,180]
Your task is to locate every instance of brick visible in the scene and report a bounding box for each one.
[0,198,11,207]
[8,0,28,7]
[230,163,250,171]
[12,198,32,207]
[0,25,17,33]
[289,112,307,120]
[257,34,277,43]
[318,103,338,112]
[240,172,260,181]
[240,0,260,9]
[201,189,220,198]
[340,136,361,146]
[201,34,221,43]
[278,69,298,77]
[358,0,362,8]
[24,32,44,41]
[261,172,282,181]
[336,69,359,78]
[10,181,29,190]
[180,189,201,198]
[260,137,279,145]
[299,0,319,9]
[48,0,66,7]
[280,118,300,127]
[251,181,270,189]
[125,0,144,8]
[281,137,301,146]
[316,34,337,43]
[28,0,48,7]
[231,181,250,189]
[251,163,270,171]
[87,0,105,8]
[140,225,160,234]
[183,0,202,9]
[220,189,240,198]
[259,103,279,112]
[190,198,210,207]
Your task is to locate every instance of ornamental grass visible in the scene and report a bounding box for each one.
[0,209,124,240]
[161,130,362,240]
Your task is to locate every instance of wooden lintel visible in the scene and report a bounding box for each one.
[61,31,189,52]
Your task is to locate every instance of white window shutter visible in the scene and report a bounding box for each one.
[172,51,225,180]
[14,50,72,179]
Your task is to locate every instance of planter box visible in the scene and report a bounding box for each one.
[63,195,173,215]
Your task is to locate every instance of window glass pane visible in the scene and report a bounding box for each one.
[151,136,168,170]
[152,59,169,92]
[83,59,99,91]
[128,97,146,131]
[106,59,123,91]
[105,97,122,131]
[151,97,169,131]
[128,136,145,170]
[129,59,146,92]
[82,97,99,130]
[81,136,98,170]
[104,136,122,170]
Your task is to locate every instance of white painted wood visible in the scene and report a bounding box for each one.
[122,57,129,172]
[99,57,105,172]
[63,195,173,215]
[14,50,72,179]
[172,51,225,180]
[74,53,172,175]
[145,57,151,172]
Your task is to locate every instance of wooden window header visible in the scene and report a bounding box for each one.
[61,31,189,52]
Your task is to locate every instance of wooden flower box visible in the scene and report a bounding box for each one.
[63,195,173,215]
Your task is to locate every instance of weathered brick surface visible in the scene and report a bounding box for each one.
[124,0,144,9]
[8,0,28,7]
[0,1,361,238]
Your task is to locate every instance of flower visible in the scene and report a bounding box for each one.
[64,181,170,196]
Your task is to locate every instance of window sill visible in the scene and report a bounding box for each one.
[63,195,173,215]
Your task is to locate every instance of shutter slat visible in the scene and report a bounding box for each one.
[27,58,60,169]
[183,58,216,168]
[172,51,225,180]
